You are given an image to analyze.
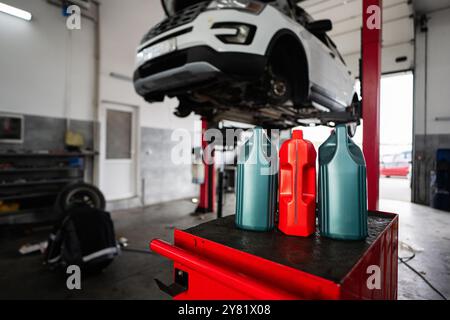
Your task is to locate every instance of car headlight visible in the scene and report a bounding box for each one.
[212,22,256,45]
[207,0,265,14]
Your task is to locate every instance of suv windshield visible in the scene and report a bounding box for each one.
[162,0,291,16]
[162,0,207,16]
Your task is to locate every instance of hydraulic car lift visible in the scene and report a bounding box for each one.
[362,0,382,211]
[152,0,392,300]
[194,119,215,214]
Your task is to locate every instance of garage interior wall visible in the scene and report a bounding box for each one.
[412,7,450,205]
[0,0,199,209]
[0,0,96,181]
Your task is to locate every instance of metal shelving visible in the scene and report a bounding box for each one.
[0,151,95,225]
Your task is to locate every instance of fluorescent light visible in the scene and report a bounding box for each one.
[0,2,32,21]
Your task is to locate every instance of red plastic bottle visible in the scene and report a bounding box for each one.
[278,130,317,237]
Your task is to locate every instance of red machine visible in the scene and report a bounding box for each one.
[150,211,398,300]
[278,130,316,237]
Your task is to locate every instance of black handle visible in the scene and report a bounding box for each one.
[154,268,189,297]
[154,278,188,297]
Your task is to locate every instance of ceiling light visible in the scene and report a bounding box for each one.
[0,2,32,21]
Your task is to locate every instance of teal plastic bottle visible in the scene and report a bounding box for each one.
[318,125,368,240]
[235,128,278,231]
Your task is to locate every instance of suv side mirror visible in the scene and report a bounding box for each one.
[307,19,333,34]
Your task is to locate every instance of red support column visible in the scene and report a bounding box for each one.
[362,0,382,211]
[196,118,215,213]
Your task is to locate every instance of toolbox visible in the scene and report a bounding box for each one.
[151,211,398,300]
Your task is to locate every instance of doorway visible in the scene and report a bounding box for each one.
[379,72,414,202]
[100,103,139,201]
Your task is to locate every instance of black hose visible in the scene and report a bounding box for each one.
[121,247,154,255]
[398,253,447,300]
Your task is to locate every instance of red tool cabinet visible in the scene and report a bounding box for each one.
[150,211,398,300]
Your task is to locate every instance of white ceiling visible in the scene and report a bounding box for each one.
[297,0,415,76]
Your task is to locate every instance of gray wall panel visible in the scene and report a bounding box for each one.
[0,114,94,152]
[140,126,198,206]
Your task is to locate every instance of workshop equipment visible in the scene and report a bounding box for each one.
[0,151,97,225]
[362,0,382,211]
[195,119,215,213]
[46,206,119,273]
[150,211,398,300]
[278,130,316,237]
[431,149,450,211]
[318,125,368,240]
[235,128,277,231]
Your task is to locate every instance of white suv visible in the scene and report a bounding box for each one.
[134,0,360,130]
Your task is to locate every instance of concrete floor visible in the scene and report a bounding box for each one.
[0,193,449,300]
[380,177,411,202]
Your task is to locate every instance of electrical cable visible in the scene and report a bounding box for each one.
[121,247,154,255]
[399,252,415,263]
[398,251,447,300]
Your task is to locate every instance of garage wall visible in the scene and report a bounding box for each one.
[0,0,96,175]
[98,0,199,209]
[0,0,96,121]
[412,8,450,205]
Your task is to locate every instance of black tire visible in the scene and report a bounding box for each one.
[54,182,106,217]
[266,54,294,106]
[265,33,309,107]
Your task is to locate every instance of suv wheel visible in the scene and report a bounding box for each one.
[265,65,292,106]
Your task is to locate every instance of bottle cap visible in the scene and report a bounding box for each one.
[292,130,303,140]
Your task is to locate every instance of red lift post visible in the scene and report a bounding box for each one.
[195,118,215,213]
[362,0,382,211]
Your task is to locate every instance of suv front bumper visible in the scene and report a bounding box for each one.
[133,46,266,99]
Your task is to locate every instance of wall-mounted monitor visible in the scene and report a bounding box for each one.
[0,113,24,144]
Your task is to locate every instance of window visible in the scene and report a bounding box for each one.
[326,36,347,65]
[106,110,132,159]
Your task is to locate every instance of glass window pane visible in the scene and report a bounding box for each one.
[106,110,132,159]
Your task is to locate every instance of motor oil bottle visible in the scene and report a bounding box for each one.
[235,128,278,231]
[318,124,368,240]
[278,130,317,237]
